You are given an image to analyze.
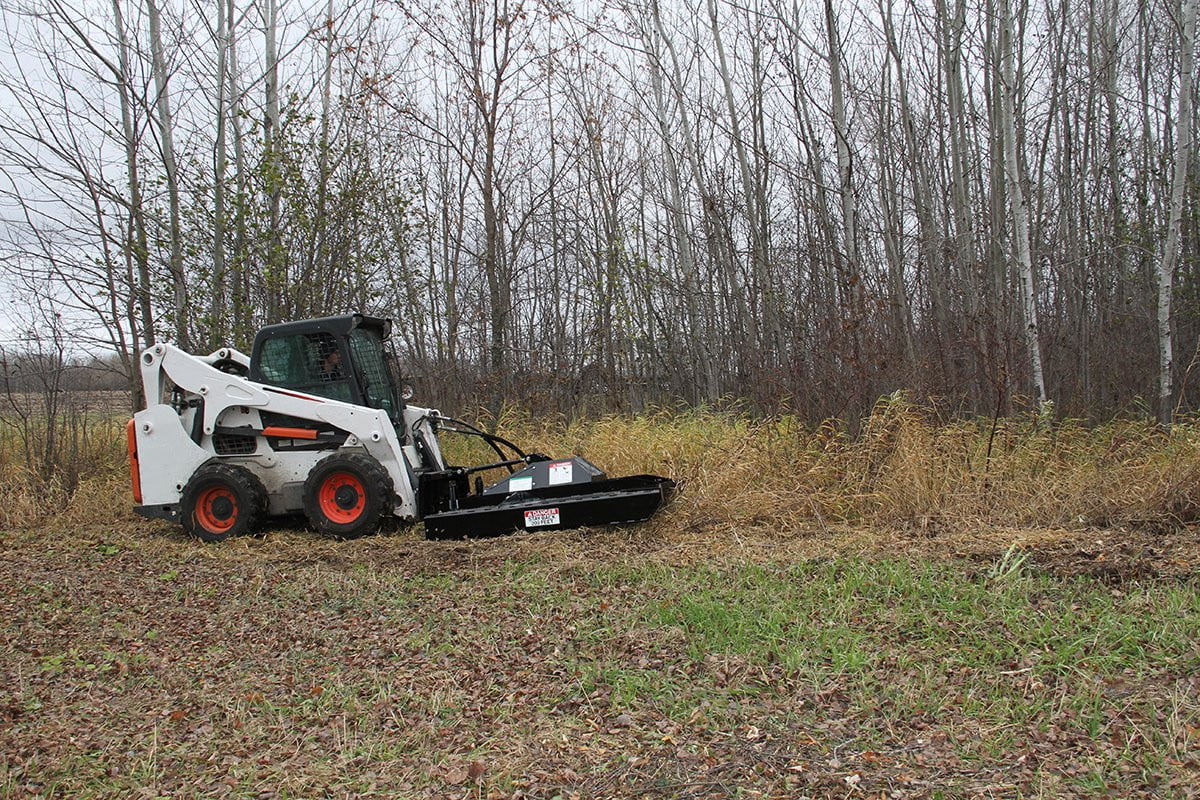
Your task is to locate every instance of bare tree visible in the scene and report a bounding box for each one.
[1157,0,1196,424]
[0,0,1195,424]
[145,0,188,347]
[998,0,1049,409]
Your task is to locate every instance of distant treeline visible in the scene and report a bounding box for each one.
[0,351,128,396]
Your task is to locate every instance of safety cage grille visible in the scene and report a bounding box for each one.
[213,433,257,456]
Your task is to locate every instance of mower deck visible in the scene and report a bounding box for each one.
[422,474,676,540]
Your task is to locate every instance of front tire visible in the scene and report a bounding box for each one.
[303,452,393,540]
[181,462,267,543]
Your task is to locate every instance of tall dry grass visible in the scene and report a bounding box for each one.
[6,393,1200,533]
[0,410,126,530]
[477,393,1200,534]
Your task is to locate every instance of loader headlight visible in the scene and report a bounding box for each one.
[400,384,414,401]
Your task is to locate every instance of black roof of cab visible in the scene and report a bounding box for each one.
[252,313,391,345]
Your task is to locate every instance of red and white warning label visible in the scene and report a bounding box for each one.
[523,507,561,527]
[548,461,573,485]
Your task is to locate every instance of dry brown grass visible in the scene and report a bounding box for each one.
[0,398,126,529]
[475,394,1200,536]
[6,395,1200,538]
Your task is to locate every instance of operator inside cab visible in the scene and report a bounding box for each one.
[318,346,345,382]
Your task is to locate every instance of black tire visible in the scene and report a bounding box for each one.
[181,461,267,543]
[302,452,393,540]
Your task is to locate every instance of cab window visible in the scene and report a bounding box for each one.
[348,328,398,417]
[257,332,353,403]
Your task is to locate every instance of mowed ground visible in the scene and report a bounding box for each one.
[1,510,1199,799]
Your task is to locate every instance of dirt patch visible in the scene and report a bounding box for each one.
[1014,527,1199,582]
[8,507,1199,588]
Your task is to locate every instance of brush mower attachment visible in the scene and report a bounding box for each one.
[415,417,676,540]
[423,461,676,539]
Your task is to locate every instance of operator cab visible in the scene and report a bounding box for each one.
[249,313,404,423]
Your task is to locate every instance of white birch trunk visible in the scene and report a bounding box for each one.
[211,0,231,344]
[1158,0,1196,425]
[824,0,857,273]
[999,0,1048,409]
[110,0,153,351]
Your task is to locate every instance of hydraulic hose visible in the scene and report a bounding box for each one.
[419,414,528,471]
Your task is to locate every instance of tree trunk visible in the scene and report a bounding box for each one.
[210,0,231,346]
[707,0,777,363]
[110,0,153,355]
[146,0,188,347]
[263,0,283,322]
[998,0,1048,409]
[1158,0,1197,425]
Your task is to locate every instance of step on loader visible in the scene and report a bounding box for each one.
[128,313,675,541]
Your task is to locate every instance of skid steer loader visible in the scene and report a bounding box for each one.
[127,313,674,542]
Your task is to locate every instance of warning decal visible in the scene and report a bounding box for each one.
[508,475,533,492]
[548,461,573,486]
[524,507,561,527]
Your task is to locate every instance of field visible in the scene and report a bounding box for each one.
[2,405,1200,798]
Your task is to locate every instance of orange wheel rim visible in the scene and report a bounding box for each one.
[195,485,238,533]
[318,471,366,524]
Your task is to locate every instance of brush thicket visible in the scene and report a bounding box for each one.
[474,395,1200,535]
[0,413,126,530]
[6,396,1200,534]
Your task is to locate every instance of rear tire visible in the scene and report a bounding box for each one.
[303,452,393,540]
[181,462,267,543]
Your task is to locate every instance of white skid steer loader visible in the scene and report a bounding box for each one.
[127,313,674,541]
